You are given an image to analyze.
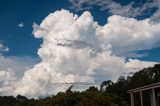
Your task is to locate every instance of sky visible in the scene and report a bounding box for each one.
[0,0,160,98]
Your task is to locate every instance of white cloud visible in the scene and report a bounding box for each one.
[0,44,9,52]
[98,15,160,55]
[0,10,159,98]
[0,55,39,78]
[18,22,24,28]
[0,55,39,96]
[0,68,16,96]
[125,59,157,72]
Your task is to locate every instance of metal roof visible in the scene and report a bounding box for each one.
[128,82,160,93]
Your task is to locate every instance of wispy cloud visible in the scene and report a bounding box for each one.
[150,8,160,23]
[68,0,160,18]
[126,52,149,58]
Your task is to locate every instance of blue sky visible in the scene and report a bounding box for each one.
[0,0,66,57]
[0,0,160,97]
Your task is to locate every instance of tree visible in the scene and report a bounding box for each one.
[100,80,113,92]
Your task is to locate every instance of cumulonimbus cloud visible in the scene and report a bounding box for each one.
[0,9,159,98]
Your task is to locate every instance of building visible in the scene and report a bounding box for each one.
[128,82,160,106]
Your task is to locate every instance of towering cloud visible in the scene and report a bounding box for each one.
[0,10,159,98]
